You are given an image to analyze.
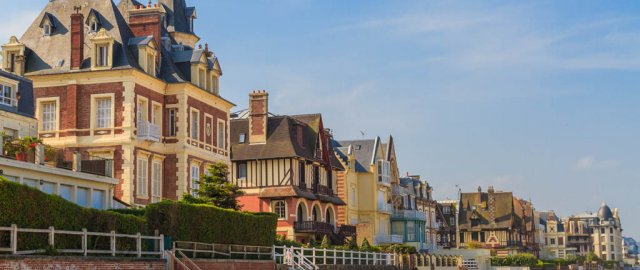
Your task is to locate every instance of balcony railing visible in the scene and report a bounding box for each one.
[314,184,334,196]
[338,225,356,236]
[294,221,335,234]
[392,210,427,221]
[377,202,394,213]
[81,158,114,177]
[376,234,404,244]
[137,121,160,142]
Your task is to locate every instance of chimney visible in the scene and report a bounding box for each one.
[488,186,496,225]
[70,10,84,69]
[128,3,164,63]
[249,90,268,144]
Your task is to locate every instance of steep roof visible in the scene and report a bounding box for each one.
[459,190,520,230]
[159,0,196,34]
[230,114,344,170]
[334,138,379,173]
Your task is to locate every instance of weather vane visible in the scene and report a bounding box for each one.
[74,6,82,14]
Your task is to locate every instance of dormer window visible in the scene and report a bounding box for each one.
[43,24,52,36]
[0,83,17,107]
[128,36,157,77]
[2,36,27,76]
[90,29,114,70]
[146,52,156,75]
[86,9,103,33]
[39,13,56,37]
[90,21,99,32]
[210,75,219,95]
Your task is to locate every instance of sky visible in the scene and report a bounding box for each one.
[2,1,639,239]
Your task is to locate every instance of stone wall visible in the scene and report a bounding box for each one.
[0,256,166,270]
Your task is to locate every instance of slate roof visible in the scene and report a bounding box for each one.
[18,0,218,89]
[230,114,344,170]
[333,138,379,173]
[159,0,196,34]
[459,190,521,230]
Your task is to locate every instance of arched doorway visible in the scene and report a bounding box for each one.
[325,206,336,227]
[312,205,321,222]
[297,202,308,222]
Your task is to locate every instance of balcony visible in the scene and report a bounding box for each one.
[377,202,394,214]
[376,234,404,244]
[313,184,334,196]
[392,210,427,221]
[137,121,160,142]
[294,221,335,234]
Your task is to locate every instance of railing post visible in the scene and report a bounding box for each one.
[312,247,316,265]
[159,234,165,258]
[72,151,82,172]
[243,245,247,260]
[212,243,216,259]
[10,224,17,255]
[110,230,116,257]
[48,226,55,247]
[36,144,45,165]
[323,248,326,265]
[82,228,88,256]
[136,233,142,258]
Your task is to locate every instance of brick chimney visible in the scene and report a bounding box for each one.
[70,11,84,69]
[249,90,268,145]
[128,3,164,62]
[488,185,496,225]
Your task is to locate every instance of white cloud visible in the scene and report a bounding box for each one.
[574,156,618,171]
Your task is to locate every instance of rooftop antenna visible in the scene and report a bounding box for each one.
[74,6,82,14]
[360,131,365,138]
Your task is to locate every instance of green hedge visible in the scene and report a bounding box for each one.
[145,201,277,246]
[491,253,538,267]
[0,180,147,252]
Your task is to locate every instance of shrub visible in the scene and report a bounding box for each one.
[320,235,330,248]
[108,208,146,217]
[361,238,372,251]
[145,200,277,246]
[0,180,147,252]
[275,234,302,247]
[491,253,538,267]
[381,244,417,254]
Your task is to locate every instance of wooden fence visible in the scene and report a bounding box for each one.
[0,224,164,258]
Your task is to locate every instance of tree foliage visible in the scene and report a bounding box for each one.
[182,162,245,210]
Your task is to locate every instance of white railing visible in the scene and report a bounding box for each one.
[376,234,404,244]
[282,247,319,270]
[273,245,395,266]
[0,224,164,257]
[377,202,394,213]
[137,121,161,142]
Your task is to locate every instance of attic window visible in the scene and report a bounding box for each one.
[239,133,246,143]
[90,21,99,32]
[43,23,52,36]
[355,145,362,150]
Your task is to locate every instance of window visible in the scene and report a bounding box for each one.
[191,164,200,196]
[152,104,161,125]
[41,181,55,195]
[550,238,556,245]
[41,101,57,132]
[198,69,205,88]
[168,109,177,136]
[239,133,246,143]
[90,21,98,32]
[601,228,605,234]
[7,52,16,73]
[601,236,606,242]
[273,200,286,220]
[96,44,109,67]
[443,206,450,214]
[610,236,614,242]
[0,84,16,107]
[137,98,148,123]
[95,97,112,128]
[611,245,614,252]
[217,121,225,148]
[43,24,51,36]
[602,245,606,251]
[137,158,148,197]
[146,53,155,75]
[60,185,73,201]
[22,178,37,188]
[407,221,415,241]
[190,110,199,140]
[152,161,162,198]
[77,187,90,207]
[237,162,247,181]
[92,190,104,209]
[559,237,564,245]
[377,160,390,183]
[610,228,613,234]
[299,161,306,186]
[211,76,219,94]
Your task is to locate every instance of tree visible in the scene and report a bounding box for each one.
[361,238,372,251]
[320,235,331,248]
[182,162,245,210]
[586,251,600,263]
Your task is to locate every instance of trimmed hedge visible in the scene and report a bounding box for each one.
[0,180,147,251]
[146,201,277,246]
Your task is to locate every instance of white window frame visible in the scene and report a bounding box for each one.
[137,96,149,123]
[167,108,177,137]
[151,101,162,126]
[190,108,200,140]
[43,23,51,36]
[0,81,17,107]
[217,119,225,149]
[91,93,115,130]
[137,157,149,197]
[37,97,60,133]
[151,159,162,199]
[272,200,287,220]
[90,20,99,33]
[96,44,109,67]
[191,163,201,196]
[237,162,247,181]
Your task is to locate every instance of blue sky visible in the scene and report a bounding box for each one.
[3,1,639,239]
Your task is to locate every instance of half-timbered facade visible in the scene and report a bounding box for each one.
[2,0,234,206]
[230,91,352,244]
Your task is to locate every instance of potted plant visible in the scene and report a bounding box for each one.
[44,145,60,166]
[12,136,42,161]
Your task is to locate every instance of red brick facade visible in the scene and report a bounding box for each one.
[186,96,228,151]
[70,13,84,70]
[0,257,165,270]
[128,9,162,62]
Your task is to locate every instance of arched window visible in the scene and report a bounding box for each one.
[297,203,307,222]
[325,209,332,225]
[312,205,320,222]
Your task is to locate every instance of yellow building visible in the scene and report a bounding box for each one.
[2,0,234,206]
[333,136,399,246]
